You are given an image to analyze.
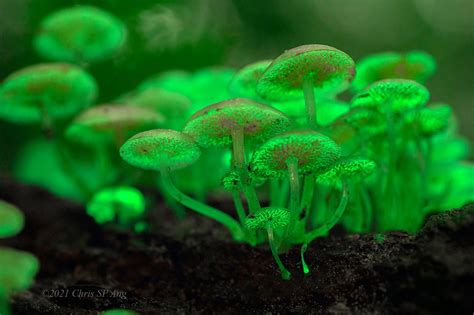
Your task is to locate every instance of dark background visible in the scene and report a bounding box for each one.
[1,0,473,143]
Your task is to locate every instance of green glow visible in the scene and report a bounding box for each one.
[120,129,201,171]
[229,60,272,100]
[250,130,341,178]
[352,51,436,92]
[0,247,39,294]
[0,63,97,124]
[66,104,165,145]
[0,201,24,238]
[86,186,146,225]
[352,79,430,113]
[34,6,126,63]
[183,98,291,147]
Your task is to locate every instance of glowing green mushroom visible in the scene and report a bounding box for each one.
[229,60,272,100]
[0,63,97,129]
[0,247,39,314]
[66,104,165,146]
[403,104,452,137]
[0,201,24,238]
[101,309,139,315]
[351,79,430,113]
[256,44,355,128]
[118,87,191,128]
[86,186,146,228]
[352,51,436,92]
[183,98,291,215]
[34,6,126,63]
[120,129,244,241]
[250,130,341,240]
[245,207,291,279]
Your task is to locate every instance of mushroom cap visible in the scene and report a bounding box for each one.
[0,247,39,294]
[86,186,145,224]
[317,158,376,185]
[120,129,201,171]
[352,51,436,92]
[182,98,291,148]
[244,206,290,232]
[256,44,356,101]
[250,130,341,178]
[66,104,165,144]
[351,79,430,113]
[229,60,272,99]
[0,63,98,123]
[0,201,24,238]
[118,87,191,120]
[34,6,126,63]
[404,104,452,137]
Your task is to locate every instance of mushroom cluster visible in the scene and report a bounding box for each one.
[2,35,472,281]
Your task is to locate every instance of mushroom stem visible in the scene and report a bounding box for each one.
[359,182,373,231]
[39,102,53,138]
[286,157,301,238]
[267,222,291,280]
[299,175,315,229]
[232,190,247,225]
[230,127,261,214]
[160,166,245,241]
[302,75,317,129]
[300,243,310,274]
[305,179,349,243]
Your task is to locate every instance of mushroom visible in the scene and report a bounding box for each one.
[183,98,291,214]
[402,104,452,138]
[256,44,355,128]
[250,130,341,240]
[352,51,436,92]
[120,129,244,241]
[0,63,98,132]
[117,87,191,129]
[100,309,139,315]
[0,201,24,238]
[0,247,39,313]
[86,186,146,228]
[66,104,165,146]
[229,60,272,100]
[245,207,291,279]
[34,6,126,64]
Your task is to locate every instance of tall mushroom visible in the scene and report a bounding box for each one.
[120,129,245,241]
[256,44,355,128]
[183,98,291,214]
[250,130,341,241]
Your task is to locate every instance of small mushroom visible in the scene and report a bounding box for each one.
[120,129,244,241]
[66,104,165,146]
[256,44,355,128]
[244,207,291,279]
[86,186,146,227]
[0,201,24,238]
[250,130,341,239]
[229,60,272,100]
[117,87,191,129]
[351,79,430,113]
[352,51,436,92]
[34,6,126,64]
[402,104,452,137]
[0,247,39,297]
[0,63,97,130]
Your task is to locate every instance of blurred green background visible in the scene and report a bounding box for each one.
[1,0,473,143]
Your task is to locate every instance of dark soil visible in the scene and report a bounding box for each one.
[0,176,473,314]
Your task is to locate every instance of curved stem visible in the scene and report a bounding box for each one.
[300,175,315,223]
[157,174,186,219]
[305,179,349,243]
[230,127,260,214]
[286,157,300,237]
[267,223,291,280]
[160,166,244,241]
[232,190,247,225]
[302,75,317,129]
[300,243,310,274]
